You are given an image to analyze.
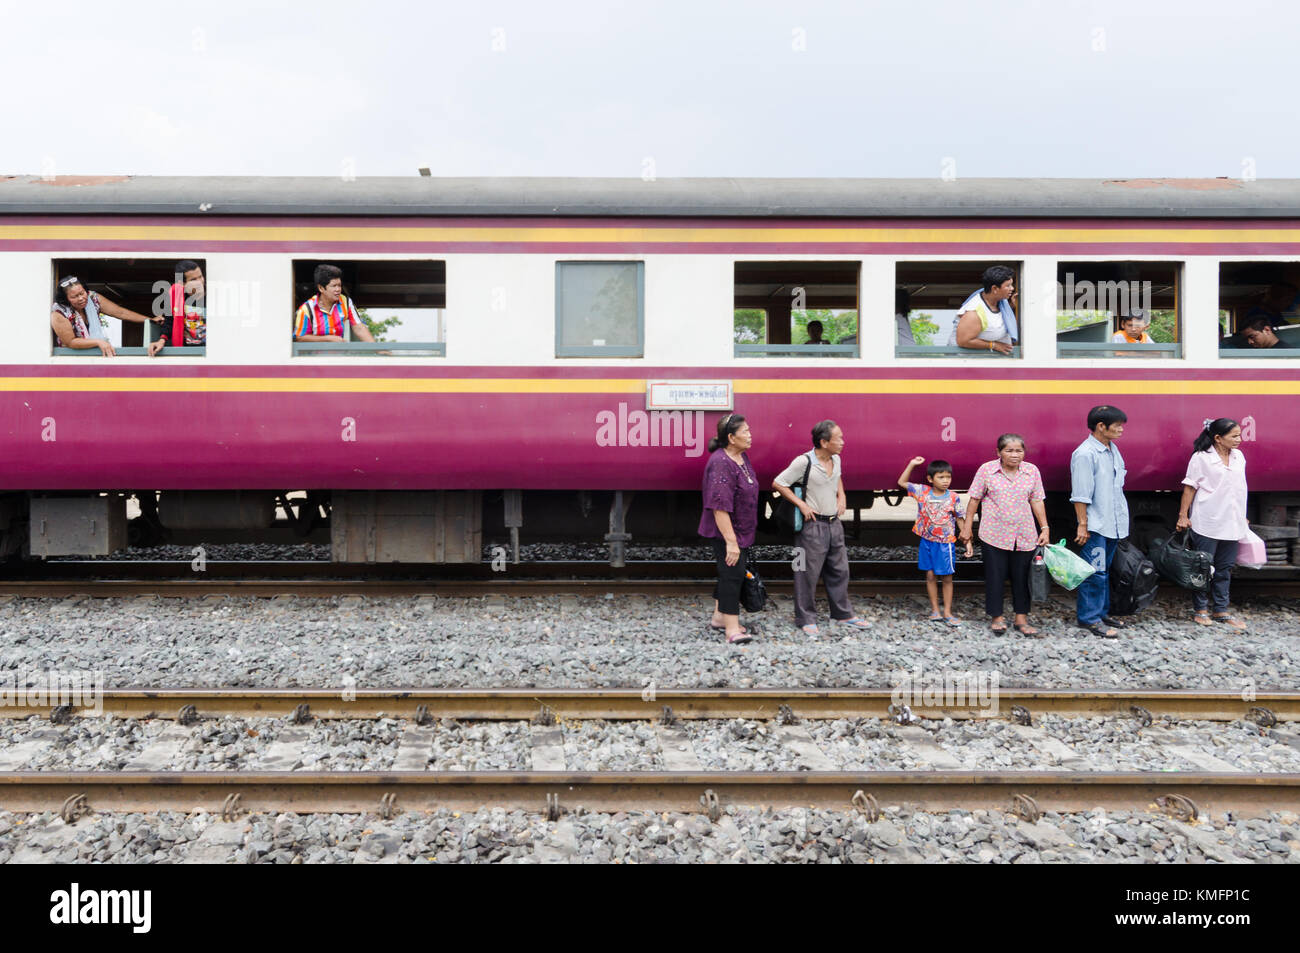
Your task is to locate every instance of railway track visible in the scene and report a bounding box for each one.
[6,687,1298,722]
[3,689,1298,821]
[5,559,1300,597]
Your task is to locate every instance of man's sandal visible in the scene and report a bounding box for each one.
[1212,614,1247,630]
[1192,611,1213,626]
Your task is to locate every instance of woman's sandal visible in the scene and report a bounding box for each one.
[1212,614,1247,630]
[1013,623,1042,637]
[928,612,944,622]
[840,618,872,630]
[727,624,757,644]
[990,621,1008,633]
[1077,622,1118,639]
[800,624,821,636]
[944,616,962,627]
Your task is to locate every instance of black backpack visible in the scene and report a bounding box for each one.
[1109,538,1159,615]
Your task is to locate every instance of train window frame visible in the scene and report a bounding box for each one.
[554,260,645,358]
[893,260,1024,359]
[290,259,447,358]
[732,260,860,358]
[1054,260,1183,361]
[50,258,209,358]
[1217,261,1300,358]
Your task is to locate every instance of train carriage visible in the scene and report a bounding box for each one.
[2,175,1299,563]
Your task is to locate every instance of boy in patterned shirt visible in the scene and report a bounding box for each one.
[898,456,973,625]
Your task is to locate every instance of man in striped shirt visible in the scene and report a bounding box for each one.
[293,264,376,342]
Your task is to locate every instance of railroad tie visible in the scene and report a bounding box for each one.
[533,818,579,864]
[654,724,703,771]
[528,725,567,771]
[1140,728,1243,773]
[895,726,965,769]
[123,724,195,772]
[391,727,435,771]
[260,728,312,771]
[772,724,838,771]
[1004,724,1090,769]
[0,738,55,770]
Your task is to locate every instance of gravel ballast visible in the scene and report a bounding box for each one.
[1,807,1296,864]
[0,590,1295,691]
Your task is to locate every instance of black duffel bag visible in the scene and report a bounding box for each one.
[740,565,768,612]
[1147,530,1212,592]
[1109,538,1159,615]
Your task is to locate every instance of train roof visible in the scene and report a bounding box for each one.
[2,174,1300,218]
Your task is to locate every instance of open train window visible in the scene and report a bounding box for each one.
[1055,261,1181,359]
[733,261,858,357]
[894,261,1023,358]
[51,258,208,357]
[1218,262,1300,357]
[555,261,644,357]
[291,260,446,357]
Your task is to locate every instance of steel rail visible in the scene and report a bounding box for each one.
[3,770,1298,819]
[7,688,1298,723]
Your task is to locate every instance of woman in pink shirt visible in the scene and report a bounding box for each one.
[1176,418,1248,630]
[960,434,1051,635]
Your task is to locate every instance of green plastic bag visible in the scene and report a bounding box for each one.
[1042,539,1097,591]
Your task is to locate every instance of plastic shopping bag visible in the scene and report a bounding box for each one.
[1237,528,1267,569]
[1042,539,1098,591]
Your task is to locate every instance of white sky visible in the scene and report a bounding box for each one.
[3,0,1296,179]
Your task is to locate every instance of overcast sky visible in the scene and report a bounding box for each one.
[2,0,1295,180]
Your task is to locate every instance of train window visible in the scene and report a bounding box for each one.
[51,258,208,357]
[1218,262,1300,357]
[291,260,446,357]
[555,261,644,357]
[894,261,1023,358]
[733,261,858,357]
[1055,261,1180,359]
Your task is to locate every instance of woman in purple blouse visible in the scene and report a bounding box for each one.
[700,414,760,644]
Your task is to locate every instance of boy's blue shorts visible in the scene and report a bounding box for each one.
[918,539,956,576]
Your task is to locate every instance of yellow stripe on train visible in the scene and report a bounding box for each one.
[1,377,1299,395]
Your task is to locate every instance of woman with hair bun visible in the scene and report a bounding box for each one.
[1176,418,1248,629]
[699,413,760,644]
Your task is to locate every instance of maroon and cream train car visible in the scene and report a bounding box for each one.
[1,175,1298,561]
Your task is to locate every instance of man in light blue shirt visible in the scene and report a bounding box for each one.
[1070,405,1130,638]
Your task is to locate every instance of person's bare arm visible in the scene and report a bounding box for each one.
[960,498,980,543]
[837,477,846,518]
[772,482,814,520]
[954,311,1011,353]
[294,334,346,342]
[1073,501,1089,545]
[1032,500,1050,547]
[713,510,740,566]
[898,456,924,488]
[351,322,376,343]
[97,296,161,326]
[51,313,113,355]
[1176,485,1196,531]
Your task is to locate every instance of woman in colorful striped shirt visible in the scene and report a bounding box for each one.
[293,264,376,343]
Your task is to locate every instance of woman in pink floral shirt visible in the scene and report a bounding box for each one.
[960,434,1051,635]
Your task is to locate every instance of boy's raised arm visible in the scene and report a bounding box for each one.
[897,456,925,489]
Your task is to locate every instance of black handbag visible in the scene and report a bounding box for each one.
[1147,530,1212,591]
[773,453,814,534]
[1030,547,1050,602]
[740,565,768,612]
